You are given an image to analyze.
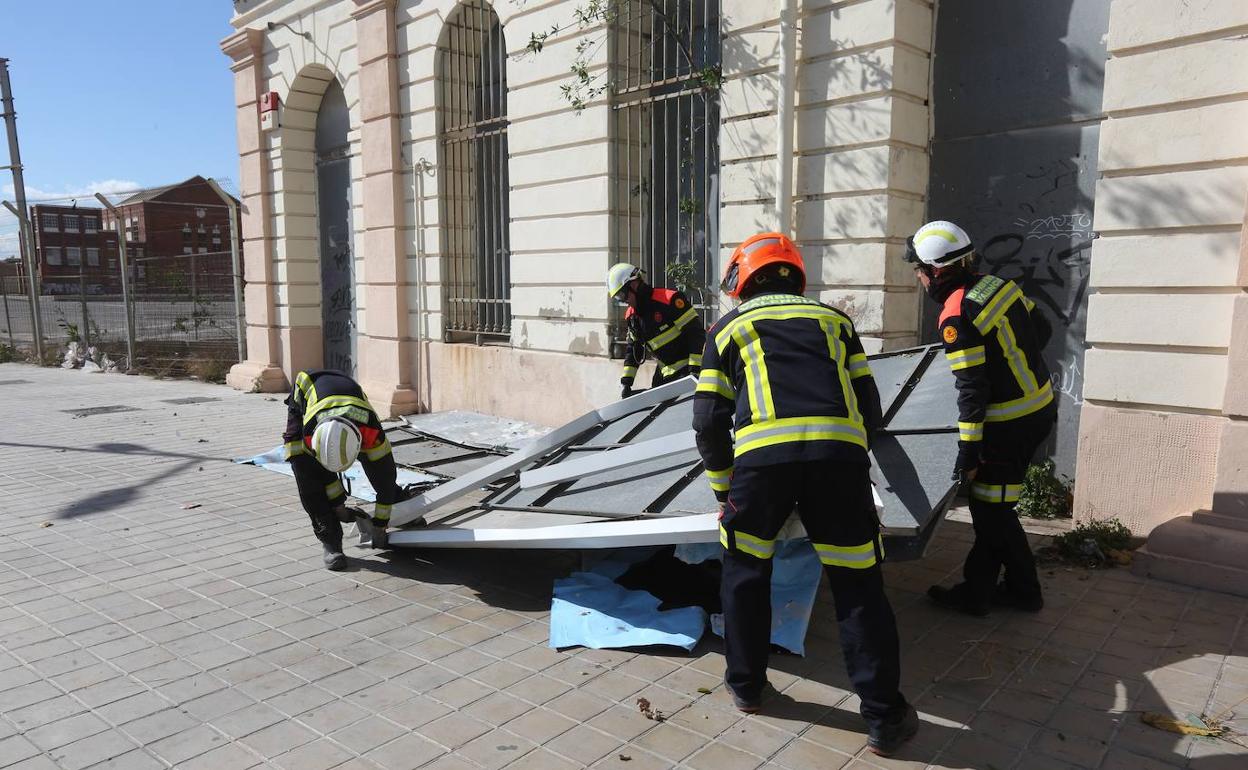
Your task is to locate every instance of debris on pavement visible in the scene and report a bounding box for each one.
[636,697,664,721]
[1141,711,1225,738]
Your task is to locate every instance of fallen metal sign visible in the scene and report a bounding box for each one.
[388,345,958,560]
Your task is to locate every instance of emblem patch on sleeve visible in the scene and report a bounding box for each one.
[943,325,958,344]
[674,298,686,309]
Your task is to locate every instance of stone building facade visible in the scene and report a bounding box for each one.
[224,0,1248,584]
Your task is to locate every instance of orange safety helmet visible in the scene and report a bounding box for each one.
[721,232,805,299]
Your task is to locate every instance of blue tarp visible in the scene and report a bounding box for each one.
[550,540,823,654]
[235,446,440,503]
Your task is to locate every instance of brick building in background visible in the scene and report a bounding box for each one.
[29,205,120,294]
[100,175,240,296]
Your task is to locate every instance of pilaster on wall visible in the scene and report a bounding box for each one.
[1075,0,1248,535]
[222,27,288,393]
[718,0,931,352]
[352,0,419,416]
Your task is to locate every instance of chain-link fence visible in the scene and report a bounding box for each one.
[0,250,243,379]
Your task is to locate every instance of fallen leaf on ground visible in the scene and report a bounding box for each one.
[1141,712,1224,737]
[697,687,712,695]
[618,755,632,762]
[636,697,664,721]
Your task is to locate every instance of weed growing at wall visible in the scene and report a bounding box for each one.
[1016,459,1073,519]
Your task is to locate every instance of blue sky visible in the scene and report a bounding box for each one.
[0,1,238,258]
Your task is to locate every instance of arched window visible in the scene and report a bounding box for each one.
[614,0,721,316]
[438,0,511,339]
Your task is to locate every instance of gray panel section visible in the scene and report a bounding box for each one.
[886,357,960,431]
[868,348,928,415]
[547,457,703,514]
[870,433,959,535]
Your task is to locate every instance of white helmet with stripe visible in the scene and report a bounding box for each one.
[311,417,362,473]
[606,262,642,299]
[905,221,974,268]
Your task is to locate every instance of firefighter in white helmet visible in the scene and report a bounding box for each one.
[606,263,706,398]
[905,221,1056,615]
[283,369,404,570]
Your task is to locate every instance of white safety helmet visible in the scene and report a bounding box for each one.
[905,221,974,268]
[606,262,642,300]
[311,417,362,473]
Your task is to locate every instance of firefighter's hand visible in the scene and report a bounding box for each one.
[620,384,633,399]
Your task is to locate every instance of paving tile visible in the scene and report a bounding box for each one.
[0,734,41,765]
[364,732,447,769]
[148,725,229,766]
[120,708,202,744]
[26,712,110,751]
[419,712,493,749]
[272,738,355,770]
[175,742,264,770]
[329,717,408,755]
[47,729,140,770]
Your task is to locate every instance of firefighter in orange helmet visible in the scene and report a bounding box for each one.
[692,233,916,756]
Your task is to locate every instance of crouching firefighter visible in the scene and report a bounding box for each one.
[692,233,917,757]
[607,263,706,399]
[906,220,1057,615]
[283,369,401,571]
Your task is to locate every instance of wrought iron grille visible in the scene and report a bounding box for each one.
[438,0,512,339]
[613,0,721,331]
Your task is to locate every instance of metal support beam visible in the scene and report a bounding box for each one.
[520,430,699,489]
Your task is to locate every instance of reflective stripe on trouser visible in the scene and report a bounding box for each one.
[325,480,345,501]
[289,454,345,550]
[705,466,732,493]
[720,461,907,728]
[373,503,392,523]
[960,415,1052,604]
[812,536,884,569]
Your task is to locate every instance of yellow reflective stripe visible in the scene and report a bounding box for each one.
[364,438,392,462]
[958,421,983,442]
[689,353,703,367]
[294,371,316,406]
[735,416,867,457]
[696,368,734,400]
[303,395,373,425]
[373,503,392,522]
[946,346,986,371]
[916,228,960,245]
[735,322,775,423]
[647,308,698,351]
[715,305,845,353]
[821,319,861,426]
[997,318,1041,393]
[986,381,1054,422]
[283,440,307,459]
[847,352,872,380]
[969,483,1023,504]
[720,525,776,559]
[972,281,1022,334]
[705,466,733,492]
[622,365,638,378]
[1023,296,1035,312]
[326,480,344,500]
[660,357,691,376]
[813,538,879,569]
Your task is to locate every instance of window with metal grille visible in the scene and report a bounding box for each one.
[613,0,721,337]
[437,0,512,340]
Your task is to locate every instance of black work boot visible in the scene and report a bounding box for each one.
[927,584,990,617]
[724,678,769,714]
[322,543,347,571]
[992,583,1044,612]
[867,704,919,757]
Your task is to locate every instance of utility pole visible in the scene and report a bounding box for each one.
[0,59,43,360]
[94,194,136,370]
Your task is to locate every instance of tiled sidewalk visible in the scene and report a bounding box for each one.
[1,363,1245,769]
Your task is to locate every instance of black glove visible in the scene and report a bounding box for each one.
[952,443,981,482]
[620,382,634,399]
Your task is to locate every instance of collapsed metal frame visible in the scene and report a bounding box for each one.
[438,0,512,340]
[612,0,722,343]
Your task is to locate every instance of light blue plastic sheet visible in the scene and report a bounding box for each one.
[678,539,823,656]
[550,570,707,651]
[550,541,822,654]
[235,446,439,503]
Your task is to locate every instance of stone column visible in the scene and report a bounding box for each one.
[351,0,419,416]
[1135,195,1248,596]
[222,28,288,393]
